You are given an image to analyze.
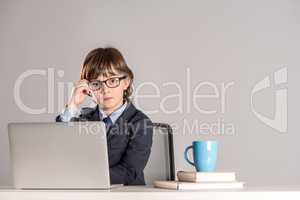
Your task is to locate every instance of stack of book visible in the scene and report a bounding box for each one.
[154,171,245,190]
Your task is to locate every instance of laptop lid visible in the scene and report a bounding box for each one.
[8,122,111,189]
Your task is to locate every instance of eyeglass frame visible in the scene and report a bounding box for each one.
[88,75,127,91]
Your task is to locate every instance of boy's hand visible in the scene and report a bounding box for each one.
[67,79,97,109]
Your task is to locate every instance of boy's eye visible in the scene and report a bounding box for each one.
[107,78,118,85]
[89,81,102,90]
[91,81,100,86]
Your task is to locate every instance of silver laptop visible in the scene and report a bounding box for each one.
[8,122,122,189]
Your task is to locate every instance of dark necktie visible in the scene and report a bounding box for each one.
[102,116,112,131]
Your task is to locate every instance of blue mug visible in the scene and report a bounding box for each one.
[184,140,218,172]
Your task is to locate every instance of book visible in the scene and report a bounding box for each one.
[177,171,236,182]
[154,180,244,190]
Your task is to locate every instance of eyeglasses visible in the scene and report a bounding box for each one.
[88,76,127,91]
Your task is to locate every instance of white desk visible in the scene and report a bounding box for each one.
[1,185,300,200]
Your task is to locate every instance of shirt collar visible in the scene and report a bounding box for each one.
[98,102,128,124]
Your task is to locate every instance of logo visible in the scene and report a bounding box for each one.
[251,67,288,133]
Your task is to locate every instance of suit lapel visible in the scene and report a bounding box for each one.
[106,102,137,141]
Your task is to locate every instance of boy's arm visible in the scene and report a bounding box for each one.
[55,105,81,122]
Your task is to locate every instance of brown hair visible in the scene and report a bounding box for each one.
[80,47,134,102]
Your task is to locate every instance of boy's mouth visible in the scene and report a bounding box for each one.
[103,97,113,101]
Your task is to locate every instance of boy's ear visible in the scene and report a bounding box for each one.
[123,78,130,90]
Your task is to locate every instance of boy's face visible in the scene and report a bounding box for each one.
[90,72,130,112]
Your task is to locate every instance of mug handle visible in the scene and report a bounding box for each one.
[184,145,194,166]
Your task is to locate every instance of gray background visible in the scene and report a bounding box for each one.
[1,0,299,187]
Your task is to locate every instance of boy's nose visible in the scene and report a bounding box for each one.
[101,84,110,94]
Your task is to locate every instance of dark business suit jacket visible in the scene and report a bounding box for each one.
[56,102,153,185]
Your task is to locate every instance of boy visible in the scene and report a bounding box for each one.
[56,47,153,185]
